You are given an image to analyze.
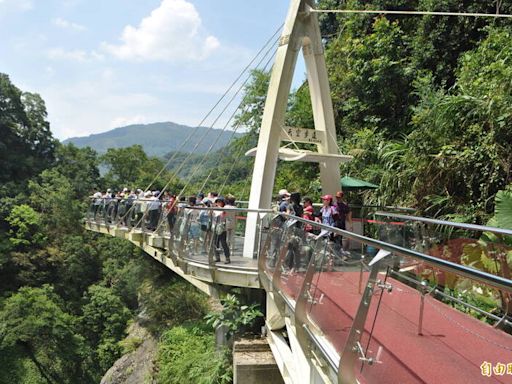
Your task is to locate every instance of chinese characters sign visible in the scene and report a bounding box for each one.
[280,126,325,145]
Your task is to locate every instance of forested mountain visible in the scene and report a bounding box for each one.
[63,122,241,157]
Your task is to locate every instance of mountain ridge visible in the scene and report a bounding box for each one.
[63,121,240,157]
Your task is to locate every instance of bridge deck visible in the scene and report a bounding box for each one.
[86,211,512,384]
[281,271,512,384]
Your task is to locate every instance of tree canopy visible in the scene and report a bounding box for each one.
[0,74,56,195]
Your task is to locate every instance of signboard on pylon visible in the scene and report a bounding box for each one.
[280,126,325,144]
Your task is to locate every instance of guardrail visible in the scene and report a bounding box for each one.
[86,199,512,383]
[259,213,512,383]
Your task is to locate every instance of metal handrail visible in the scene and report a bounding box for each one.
[278,212,512,294]
[86,204,512,382]
[86,202,512,293]
[388,269,512,326]
[374,211,512,237]
[177,205,275,214]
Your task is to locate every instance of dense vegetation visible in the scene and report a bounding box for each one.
[0,73,225,383]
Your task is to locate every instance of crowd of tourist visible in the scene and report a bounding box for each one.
[90,189,237,264]
[89,188,353,266]
[275,188,352,233]
[271,189,353,273]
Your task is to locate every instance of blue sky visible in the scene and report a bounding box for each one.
[0,0,306,140]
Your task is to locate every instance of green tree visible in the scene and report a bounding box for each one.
[101,144,176,191]
[327,17,414,138]
[54,143,100,199]
[54,235,102,312]
[80,285,131,371]
[5,204,46,250]
[138,279,208,333]
[94,235,143,309]
[21,92,56,163]
[205,293,263,338]
[101,145,148,186]
[410,0,512,86]
[28,169,83,235]
[407,27,512,220]
[0,74,56,196]
[234,69,271,134]
[0,285,89,384]
[157,324,232,384]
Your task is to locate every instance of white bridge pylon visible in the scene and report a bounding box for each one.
[243,0,352,258]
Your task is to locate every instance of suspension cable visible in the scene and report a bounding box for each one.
[133,26,283,230]
[140,23,285,194]
[197,36,281,192]
[310,9,512,18]
[150,37,281,232]
[155,26,283,194]
[217,52,278,196]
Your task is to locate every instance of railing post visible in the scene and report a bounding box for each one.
[418,281,428,336]
[338,259,383,384]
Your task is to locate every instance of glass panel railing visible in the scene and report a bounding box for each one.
[94,199,108,224]
[114,200,129,227]
[84,202,512,383]
[259,215,286,279]
[347,252,512,384]
[305,240,369,355]
[171,209,187,258]
[273,221,312,303]
[371,212,512,323]
[211,213,231,264]
[87,200,98,221]
[181,208,203,259]
[231,210,246,257]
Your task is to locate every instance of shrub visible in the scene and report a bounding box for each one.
[156,324,232,384]
[204,293,263,338]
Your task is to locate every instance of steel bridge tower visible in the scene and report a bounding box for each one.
[243,0,352,259]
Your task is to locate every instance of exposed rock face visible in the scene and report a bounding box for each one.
[101,322,157,384]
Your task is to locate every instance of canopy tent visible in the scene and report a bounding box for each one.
[341,176,379,190]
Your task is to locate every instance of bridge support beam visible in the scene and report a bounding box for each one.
[244,0,342,258]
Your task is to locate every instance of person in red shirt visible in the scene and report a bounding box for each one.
[302,197,315,233]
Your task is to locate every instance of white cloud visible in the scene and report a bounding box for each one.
[101,0,220,62]
[46,47,104,62]
[52,17,86,31]
[109,115,149,129]
[42,77,162,139]
[45,66,55,76]
[0,0,33,12]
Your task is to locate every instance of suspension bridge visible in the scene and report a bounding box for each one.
[85,1,512,383]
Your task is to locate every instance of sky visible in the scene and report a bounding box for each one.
[0,0,307,140]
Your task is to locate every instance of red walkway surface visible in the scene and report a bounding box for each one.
[279,271,512,384]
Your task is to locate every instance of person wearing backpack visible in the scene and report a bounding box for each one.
[288,192,303,218]
[213,197,231,264]
[165,194,177,232]
[302,197,315,233]
[285,192,303,272]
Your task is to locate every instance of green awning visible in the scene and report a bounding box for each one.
[341,176,379,190]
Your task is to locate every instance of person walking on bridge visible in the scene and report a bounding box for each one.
[213,197,231,264]
[334,191,352,253]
